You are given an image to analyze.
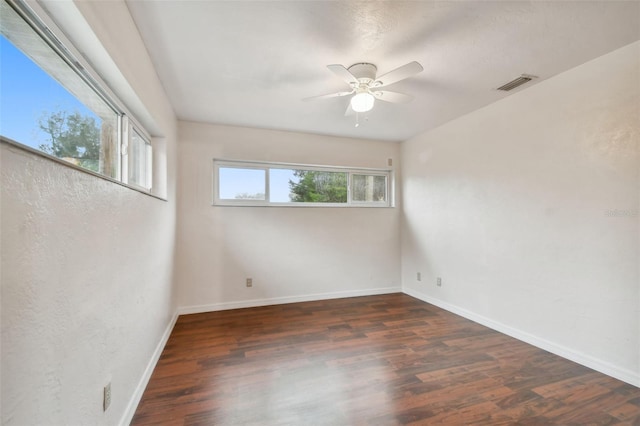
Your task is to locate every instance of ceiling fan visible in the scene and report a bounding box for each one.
[304,61,423,115]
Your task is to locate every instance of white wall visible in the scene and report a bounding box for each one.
[0,1,177,425]
[401,41,640,385]
[176,122,401,312]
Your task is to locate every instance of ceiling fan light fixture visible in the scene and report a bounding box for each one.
[351,91,375,112]
[306,61,422,116]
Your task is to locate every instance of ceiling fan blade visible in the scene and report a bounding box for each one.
[373,61,423,88]
[373,91,414,103]
[303,90,353,101]
[327,64,359,86]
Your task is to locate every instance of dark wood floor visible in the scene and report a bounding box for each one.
[132,293,640,425]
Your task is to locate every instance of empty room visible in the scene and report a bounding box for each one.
[1,0,639,425]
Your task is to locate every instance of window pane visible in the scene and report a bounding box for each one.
[0,2,119,178]
[129,128,151,189]
[352,174,387,202]
[287,169,347,203]
[219,167,265,200]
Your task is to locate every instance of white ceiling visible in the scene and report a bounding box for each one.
[126,1,640,142]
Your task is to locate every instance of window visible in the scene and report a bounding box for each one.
[218,166,266,201]
[352,174,387,203]
[0,0,152,192]
[123,122,153,190]
[272,168,348,204]
[213,160,392,207]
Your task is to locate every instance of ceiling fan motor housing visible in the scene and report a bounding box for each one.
[348,63,377,85]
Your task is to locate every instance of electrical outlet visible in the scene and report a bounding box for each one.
[103,382,111,411]
[437,277,442,287]
[417,272,421,281]
[246,278,253,287]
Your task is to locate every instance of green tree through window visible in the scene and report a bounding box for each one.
[289,170,347,203]
[38,110,101,172]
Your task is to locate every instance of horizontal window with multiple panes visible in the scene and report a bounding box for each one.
[213,159,392,207]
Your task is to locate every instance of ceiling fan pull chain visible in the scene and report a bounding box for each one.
[355,112,360,128]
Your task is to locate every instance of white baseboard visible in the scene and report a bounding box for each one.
[120,286,637,426]
[403,287,639,388]
[177,286,402,315]
[119,311,179,426]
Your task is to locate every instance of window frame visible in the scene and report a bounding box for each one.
[213,159,393,208]
[122,117,153,191]
[216,162,269,206]
[349,172,390,206]
[1,0,156,197]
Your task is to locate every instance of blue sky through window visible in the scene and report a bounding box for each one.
[270,168,296,202]
[0,34,98,149]
[218,167,296,202]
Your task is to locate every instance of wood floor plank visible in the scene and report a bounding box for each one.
[132,294,640,425]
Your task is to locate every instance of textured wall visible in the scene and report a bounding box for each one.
[0,1,177,425]
[401,41,639,385]
[176,122,401,311]
[1,146,175,424]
